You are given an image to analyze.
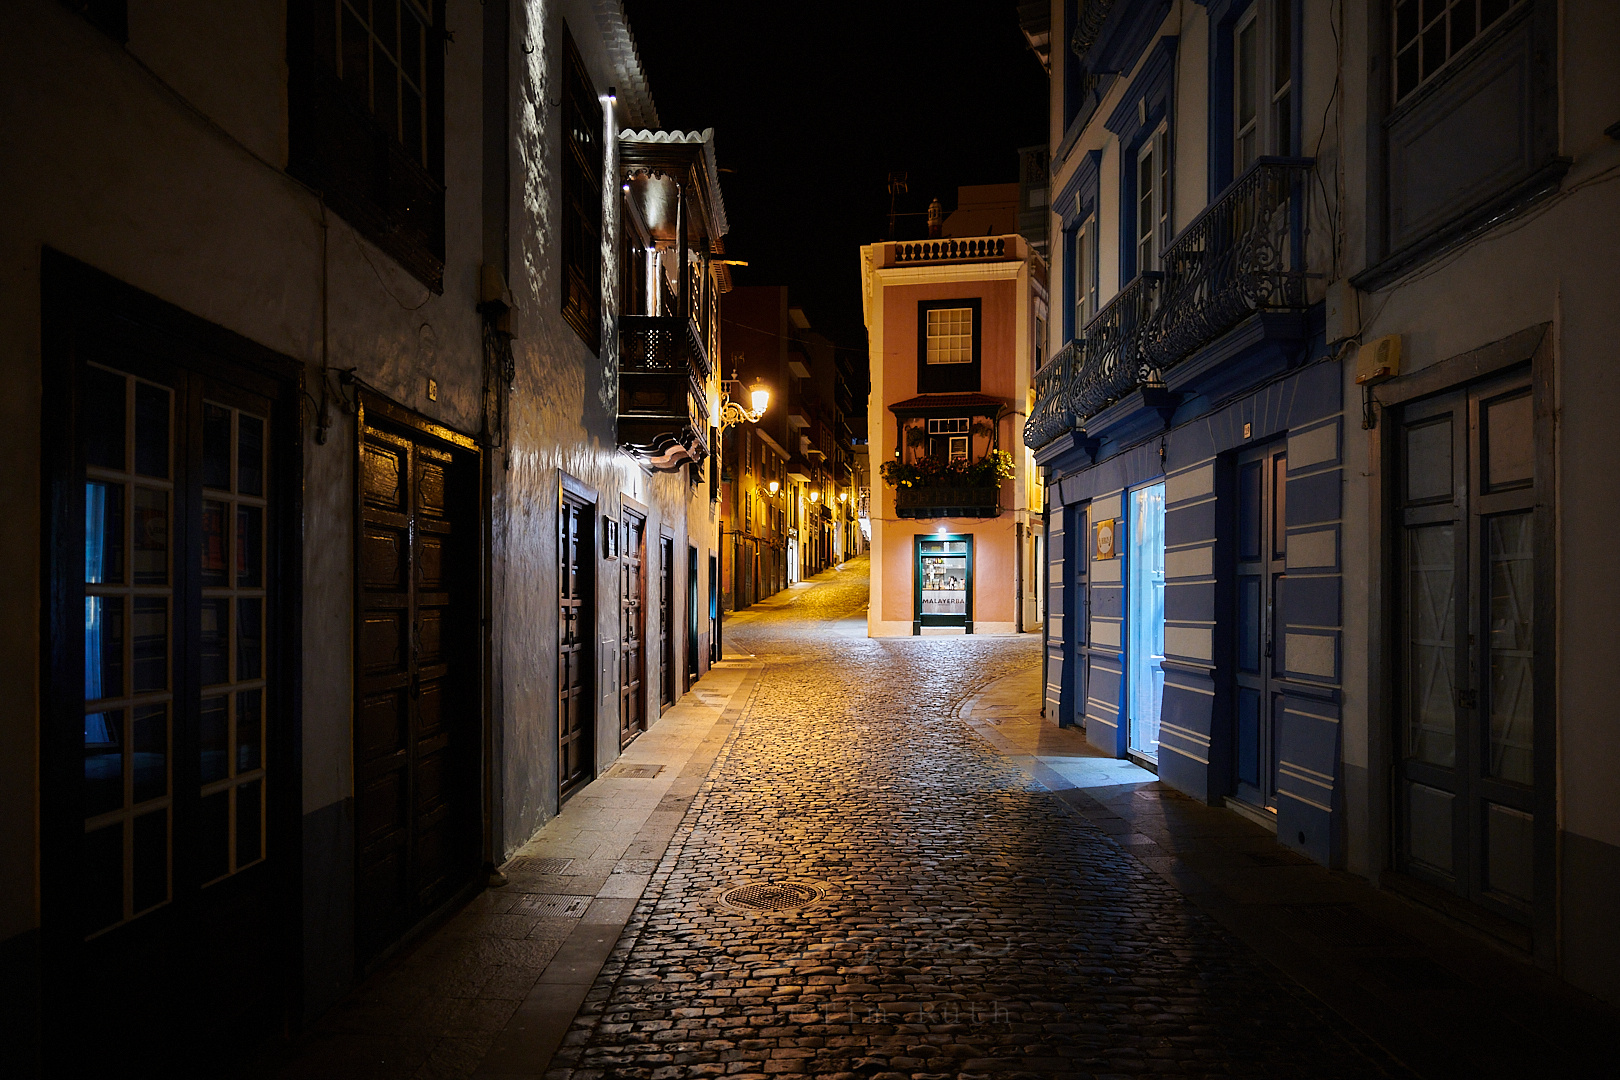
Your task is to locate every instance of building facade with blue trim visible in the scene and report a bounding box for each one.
[1026,0,1620,1008]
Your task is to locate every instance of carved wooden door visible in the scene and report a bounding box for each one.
[619,511,646,745]
[558,489,594,795]
[355,413,478,960]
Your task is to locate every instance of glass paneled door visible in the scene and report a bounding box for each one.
[917,536,972,630]
[1397,371,1541,922]
[1233,443,1287,809]
[619,510,647,746]
[51,347,288,1073]
[1126,483,1166,760]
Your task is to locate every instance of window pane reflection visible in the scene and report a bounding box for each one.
[237,689,262,773]
[132,597,168,693]
[238,414,265,496]
[200,599,230,686]
[202,403,232,490]
[202,500,229,587]
[132,703,168,804]
[199,696,229,785]
[238,598,263,680]
[86,483,124,585]
[237,505,263,588]
[1488,513,1534,784]
[1405,524,1456,766]
[85,595,124,701]
[134,381,170,479]
[84,709,124,817]
[133,487,168,586]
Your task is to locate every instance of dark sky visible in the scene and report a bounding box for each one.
[621,0,1048,349]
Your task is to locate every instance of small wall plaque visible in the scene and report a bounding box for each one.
[1094,518,1117,560]
[603,516,619,559]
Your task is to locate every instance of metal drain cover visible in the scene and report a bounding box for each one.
[719,880,828,913]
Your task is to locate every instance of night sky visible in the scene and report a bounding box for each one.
[621,0,1049,350]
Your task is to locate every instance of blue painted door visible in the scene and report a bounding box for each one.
[1234,443,1287,810]
[1126,483,1166,760]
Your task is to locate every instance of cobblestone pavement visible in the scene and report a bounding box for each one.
[550,558,1400,1080]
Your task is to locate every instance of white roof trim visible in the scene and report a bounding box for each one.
[619,128,730,238]
[592,0,658,129]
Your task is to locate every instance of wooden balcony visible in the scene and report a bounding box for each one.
[618,315,710,470]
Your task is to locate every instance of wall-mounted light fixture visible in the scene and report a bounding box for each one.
[837,491,848,504]
[810,490,820,503]
[719,369,770,429]
[767,480,780,495]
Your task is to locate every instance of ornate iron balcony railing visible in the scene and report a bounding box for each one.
[1023,158,1312,452]
[1022,340,1080,451]
[1141,157,1312,375]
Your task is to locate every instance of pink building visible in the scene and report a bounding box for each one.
[859,191,1048,636]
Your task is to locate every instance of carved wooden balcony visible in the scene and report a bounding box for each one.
[618,315,710,470]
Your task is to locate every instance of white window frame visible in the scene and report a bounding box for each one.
[1235,1,1294,177]
[1074,212,1098,332]
[1136,122,1171,275]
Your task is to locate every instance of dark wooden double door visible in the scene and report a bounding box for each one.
[1396,372,1543,923]
[355,406,481,960]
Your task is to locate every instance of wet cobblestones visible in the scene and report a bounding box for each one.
[551,562,1395,1079]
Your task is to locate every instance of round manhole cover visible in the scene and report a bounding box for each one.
[718,880,828,913]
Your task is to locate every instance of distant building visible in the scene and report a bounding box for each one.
[860,185,1048,636]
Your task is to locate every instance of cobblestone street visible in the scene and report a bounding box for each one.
[547,560,1399,1080]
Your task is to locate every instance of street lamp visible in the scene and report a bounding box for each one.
[809,490,820,503]
[767,480,780,495]
[719,369,770,429]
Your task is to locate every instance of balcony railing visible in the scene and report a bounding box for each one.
[1023,158,1312,452]
[894,485,1002,519]
[1141,158,1311,375]
[618,315,710,469]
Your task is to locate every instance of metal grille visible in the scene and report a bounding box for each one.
[505,857,575,875]
[513,894,593,917]
[719,881,827,913]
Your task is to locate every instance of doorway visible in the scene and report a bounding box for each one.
[1395,371,1542,924]
[915,535,972,632]
[1125,482,1166,762]
[42,264,301,1072]
[618,508,646,746]
[558,479,595,796]
[659,533,674,710]
[1232,442,1287,810]
[354,399,483,961]
[687,544,700,685]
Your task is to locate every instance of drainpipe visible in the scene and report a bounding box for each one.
[1015,520,1025,634]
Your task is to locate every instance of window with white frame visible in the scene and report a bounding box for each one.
[1234,0,1294,176]
[1136,123,1171,274]
[925,307,974,364]
[927,418,972,462]
[1074,213,1098,331]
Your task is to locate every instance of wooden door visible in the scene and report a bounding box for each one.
[1396,372,1542,921]
[46,334,293,1074]
[1233,442,1287,810]
[619,511,646,745]
[660,536,674,707]
[558,489,595,794]
[355,408,480,960]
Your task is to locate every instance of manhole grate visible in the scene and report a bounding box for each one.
[513,894,593,917]
[605,762,664,779]
[719,880,828,913]
[505,857,575,875]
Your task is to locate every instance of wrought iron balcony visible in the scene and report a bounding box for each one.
[1140,157,1312,375]
[618,315,710,470]
[894,485,1002,520]
[1023,340,1080,451]
[1022,158,1312,453]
